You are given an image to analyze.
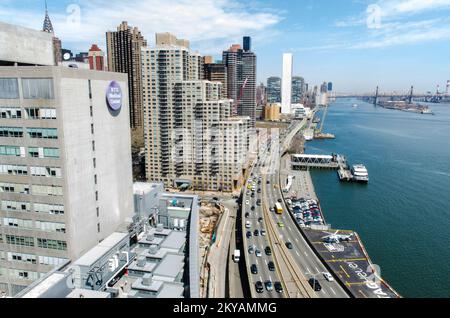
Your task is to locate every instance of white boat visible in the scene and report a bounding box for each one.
[352,104,358,108]
[352,164,369,183]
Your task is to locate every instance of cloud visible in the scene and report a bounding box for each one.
[0,0,282,54]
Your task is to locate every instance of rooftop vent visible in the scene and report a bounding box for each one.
[148,245,158,255]
[137,256,146,268]
[142,273,153,286]
[156,224,164,232]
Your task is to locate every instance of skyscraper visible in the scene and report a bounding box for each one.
[88,44,105,71]
[106,22,147,148]
[203,58,228,98]
[267,77,281,103]
[223,37,257,127]
[42,3,62,65]
[282,53,293,114]
[0,23,134,296]
[328,82,333,92]
[292,76,305,104]
[142,33,250,192]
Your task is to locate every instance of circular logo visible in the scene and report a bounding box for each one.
[106,81,122,111]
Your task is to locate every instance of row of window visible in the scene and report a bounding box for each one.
[0,200,64,215]
[0,182,63,197]
[0,78,54,100]
[0,251,67,267]
[2,218,66,233]
[0,127,58,139]
[0,146,60,159]
[0,234,67,251]
[0,107,57,120]
[0,164,62,178]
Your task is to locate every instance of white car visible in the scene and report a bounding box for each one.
[246,200,250,205]
[246,221,251,229]
[261,229,266,236]
[323,272,334,282]
[255,250,262,257]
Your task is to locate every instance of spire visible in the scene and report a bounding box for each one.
[43,0,54,33]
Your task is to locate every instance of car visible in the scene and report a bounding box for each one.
[265,246,272,256]
[256,200,261,206]
[265,281,274,292]
[245,213,250,218]
[266,181,270,185]
[246,221,251,228]
[277,199,283,203]
[308,278,322,292]
[255,281,264,293]
[251,264,258,275]
[251,193,255,198]
[274,282,283,293]
[257,189,261,193]
[245,200,250,205]
[268,261,275,272]
[248,246,255,254]
[323,272,335,282]
[246,231,252,239]
[255,250,262,257]
[269,207,275,213]
[254,230,260,237]
[285,242,293,249]
[260,229,266,236]
[278,222,285,228]
[251,206,256,211]
[258,217,263,223]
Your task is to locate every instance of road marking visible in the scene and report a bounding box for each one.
[330,287,337,296]
[295,251,300,257]
[304,251,308,257]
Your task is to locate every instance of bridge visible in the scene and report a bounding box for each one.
[291,154,347,170]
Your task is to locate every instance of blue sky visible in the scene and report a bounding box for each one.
[1,0,450,93]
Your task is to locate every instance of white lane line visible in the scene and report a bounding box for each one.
[315,267,320,273]
[265,260,268,266]
[306,267,311,273]
[296,251,300,257]
[330,287,337,296]
[304,251,308,257]
[295,238,299,243]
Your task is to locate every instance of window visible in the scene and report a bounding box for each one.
[3,217,33,229]
[22,78,54,99]
[93,158,96,168]
[0,164,27,175]
[25,108,56,119]
[0,126,23,138]
[0,182,30,194]
[94,175,97,185]
[95,191,98,201]
[32,185,63,196]
[37,238,67,251]
[91,124,94,134]
[39,256,67,266]
[8,252,37,265]
[0,78,19,99]
[92,140,95,151]
[0,107,22,119]
[97,223,100,233]
[6,235,34,247]
[0,200,30,212]
[96,207,99,217]
[27,128,58,139]
[35,221,66,233]
[30,166,61,178]
[28,147,60,159]
[33,203,64,215]
[0,145,24,157]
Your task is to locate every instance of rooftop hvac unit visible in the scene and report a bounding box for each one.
[106,288,119,298]
[137,257,146,268]
[179,219,185,229]
[173,218,179,229]
[142,273,153,286]
[146,233,155,242]
[149,245,158,255]
[156,224,164,232]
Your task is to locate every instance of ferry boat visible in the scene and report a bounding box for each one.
[351,164,369,183]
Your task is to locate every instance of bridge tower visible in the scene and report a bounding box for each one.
[408,86,414,104]
[374,86,379,105]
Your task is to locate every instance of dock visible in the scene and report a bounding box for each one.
[291,153,347,170]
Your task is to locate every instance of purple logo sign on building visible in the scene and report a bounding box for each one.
[106,81,122,111]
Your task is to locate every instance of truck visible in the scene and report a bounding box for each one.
[233,250,241,263]
[275,203,283,215]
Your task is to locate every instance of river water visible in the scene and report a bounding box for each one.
[307,98,450,298]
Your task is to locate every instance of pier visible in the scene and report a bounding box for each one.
[291,154,347,170]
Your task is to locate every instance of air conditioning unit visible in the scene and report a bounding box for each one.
[142,273,153,286]
[137,257,146,268]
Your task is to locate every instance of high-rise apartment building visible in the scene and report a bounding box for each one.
[0,23,134,297]
[267,77,281,103]
[106,22,147,148]
[282,53,293,114]
[88,44,105,71]
[222,37,257,127]
[292,76,305,104]
[142,33,250,192]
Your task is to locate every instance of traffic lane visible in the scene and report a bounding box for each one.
[266,174,349,298]
[265,174,334,295]
[246,190,282,298]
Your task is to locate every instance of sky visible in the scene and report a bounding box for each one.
[1,0,450,93]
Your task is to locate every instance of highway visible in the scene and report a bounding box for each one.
[241,119,350,298]
[243,159,284,298]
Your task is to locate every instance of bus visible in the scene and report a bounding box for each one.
[275,203,283,215]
